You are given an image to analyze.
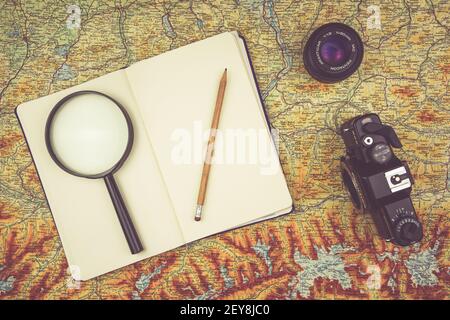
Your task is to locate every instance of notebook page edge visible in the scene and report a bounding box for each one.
[232,32,294,211]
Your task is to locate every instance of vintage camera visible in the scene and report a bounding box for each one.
[340,113,423,246]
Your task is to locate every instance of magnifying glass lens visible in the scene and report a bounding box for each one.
[46,91,143,254]
[49,94,129,176]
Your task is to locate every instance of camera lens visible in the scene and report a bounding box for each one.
[370,143,392,164]
[320,35,352,66]
[303,23,364,83]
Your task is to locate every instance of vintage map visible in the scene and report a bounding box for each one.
[0,0,448,299]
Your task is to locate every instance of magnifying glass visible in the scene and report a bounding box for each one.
[45,90,143,254]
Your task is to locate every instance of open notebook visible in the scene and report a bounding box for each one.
[16,31,293,280]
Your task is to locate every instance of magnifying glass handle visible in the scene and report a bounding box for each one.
[104,174,143,254]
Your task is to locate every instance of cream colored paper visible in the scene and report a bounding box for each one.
[16,71,184,280]
[126,32,292,242]
[16,32,292,280]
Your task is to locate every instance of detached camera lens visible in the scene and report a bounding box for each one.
[303,23,364,83]
[320,35,352,66]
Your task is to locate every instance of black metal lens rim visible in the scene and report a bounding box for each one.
[303,22,364,83]
[45,90,134,180]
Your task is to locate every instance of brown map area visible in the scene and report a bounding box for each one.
[0,0,449,299]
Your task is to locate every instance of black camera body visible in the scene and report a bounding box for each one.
[340,113,423,246]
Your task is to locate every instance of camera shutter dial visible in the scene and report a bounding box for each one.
[394,218,423,246]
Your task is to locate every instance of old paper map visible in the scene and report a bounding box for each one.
[0,0,448,299]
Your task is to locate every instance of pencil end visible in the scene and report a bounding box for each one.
[195,205,203,221]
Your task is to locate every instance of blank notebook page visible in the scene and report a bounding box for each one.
[16,70,184,280]
[126,32,292,242]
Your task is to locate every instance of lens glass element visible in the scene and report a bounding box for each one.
[48,93,130,176]
[319,35,352,66]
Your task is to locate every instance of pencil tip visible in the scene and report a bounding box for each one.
[195,205,203,221]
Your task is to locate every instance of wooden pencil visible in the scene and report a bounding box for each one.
[195,68,228,221]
